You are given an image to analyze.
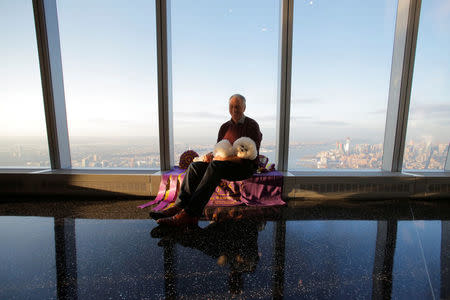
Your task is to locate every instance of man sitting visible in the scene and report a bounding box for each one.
[150,94,263,226]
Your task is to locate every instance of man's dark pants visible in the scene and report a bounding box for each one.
[175,160,256,217]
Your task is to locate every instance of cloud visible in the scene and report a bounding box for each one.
[313,120,350,126]
[291,97,322,105]
[369,103,450,120]
[409,103,450,120]
[85,118,151,127]
[69,118,157,137]
[368,109,387,115]
[290,115,313,122]
[252,114,283,122]
[173,111,225,121]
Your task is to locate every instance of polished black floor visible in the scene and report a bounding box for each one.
[0,198,449,299]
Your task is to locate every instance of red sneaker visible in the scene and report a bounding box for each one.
[149,205,182,220]
[157,210,199,227]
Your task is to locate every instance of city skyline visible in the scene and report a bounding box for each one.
[1,135,448,171]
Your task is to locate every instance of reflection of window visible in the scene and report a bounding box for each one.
[403,0,450,171]
[392,221,442,298]
[171,0,279,165]
[285,221,377,297]
[0,217,56,298]
[288,1,397,170]
[56,0,159,169]
[75,219,165,296]
[0,1,50,168]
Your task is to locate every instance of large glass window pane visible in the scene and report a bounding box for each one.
[403,0,450,171]
[56,0,159,169]
[171,0,279,165]
[0,1,50,168]
[288,1,397,170]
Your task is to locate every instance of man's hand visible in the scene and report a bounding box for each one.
[203,152,214,163]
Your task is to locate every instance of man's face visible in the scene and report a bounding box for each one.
[229,96,246,123]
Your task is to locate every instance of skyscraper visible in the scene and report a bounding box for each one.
[344,137,351,155]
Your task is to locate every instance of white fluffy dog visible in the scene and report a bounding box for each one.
[193,139,234,162]
[193,137,257,162]
[213,139,235,158]
[232,137,258,160]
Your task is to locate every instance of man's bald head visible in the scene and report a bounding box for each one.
[229,94,246,123]
[229,94,246,107]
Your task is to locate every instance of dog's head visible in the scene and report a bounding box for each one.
[233,137,257,160]
[237,144,249,153]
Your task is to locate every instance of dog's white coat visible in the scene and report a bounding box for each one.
[213,139,235,158]
[232,137,258,160]
[193,137,258,162]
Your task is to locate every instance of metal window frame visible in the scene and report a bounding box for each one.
[276,0,294,172]
[156,0,174,171]
[33,0,71,169]
[382,0,422,172]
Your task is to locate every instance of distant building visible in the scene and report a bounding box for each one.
[439,143,449,155]
[344,137,351,155]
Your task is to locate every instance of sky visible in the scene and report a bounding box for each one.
[1,0,449,147]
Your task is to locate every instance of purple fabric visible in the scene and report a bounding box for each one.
[140,168,285,209]
[137,167,185,209]
[207,171,285,207]
[208,181,242,206]
[152,171,186,211]
[238,171,285,206]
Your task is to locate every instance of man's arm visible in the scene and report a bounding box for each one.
[217,123,227,143]
[213,155,242,162]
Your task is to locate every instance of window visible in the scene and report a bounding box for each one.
[171,0,279,165]
[0,1,50,168]
[288,0,397,170]
[56,0,159,169]
[403,0,450,171]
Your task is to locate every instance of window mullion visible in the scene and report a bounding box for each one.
[33,0,71,169]
[156,0,174,171]
[382,0,421,172]
[276,0,294,172]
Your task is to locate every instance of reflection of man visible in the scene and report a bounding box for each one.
[151,219,262,294]
[151,94,263,226]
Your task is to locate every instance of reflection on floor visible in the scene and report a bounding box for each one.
[0,198,449,299]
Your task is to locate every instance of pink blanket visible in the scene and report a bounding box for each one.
[139,167,285,211]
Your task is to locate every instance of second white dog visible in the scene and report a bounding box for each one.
[232,137,258,160]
